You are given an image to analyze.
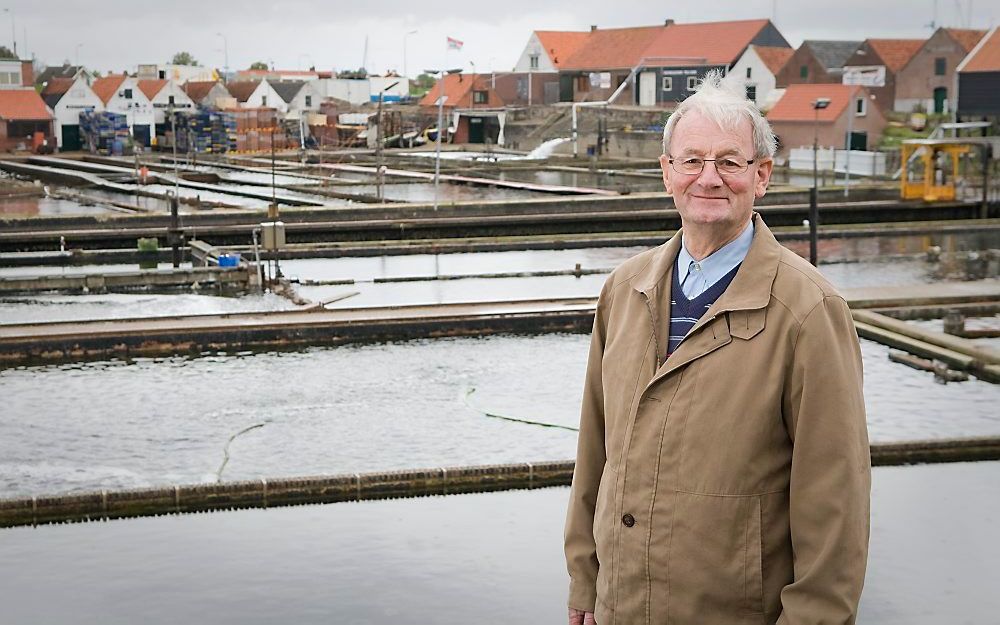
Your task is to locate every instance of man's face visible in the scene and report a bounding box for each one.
[658,110,772,231]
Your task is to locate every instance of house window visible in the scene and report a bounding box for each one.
[746,67,752,79]
[305,95,312,107]
[800,65,808,79]
[662,76,673,91]
[855,97,866,116]
[529,54,539,70]
[168,95,175,105]
[746,85,757,102]
[935,57,946,75]
[123,88,133,99]
[686,76,698,91]
[473,90,488,104]
[262,95,267,106]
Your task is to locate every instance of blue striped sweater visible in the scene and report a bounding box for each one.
[667,260,741,358]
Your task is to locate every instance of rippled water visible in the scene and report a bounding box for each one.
[0,462,996,625]
[2,332,999,498]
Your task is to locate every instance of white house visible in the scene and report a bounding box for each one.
[137,79,196,125]
[0,59,32,89]
[270,80,323,119]
[182,81,233,108]
[137,64,218,84]
[727,45,794,109]
[40,77,104,150]
[243,79,287,113]
[314,77,410,105]
[91,74,157,146]
[513,31,589,73]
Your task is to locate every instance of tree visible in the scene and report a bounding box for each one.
[249,61,268,70]
[171,51,198,66]
[0,46,16,60]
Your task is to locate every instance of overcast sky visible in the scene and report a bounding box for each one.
[9,0,998,78]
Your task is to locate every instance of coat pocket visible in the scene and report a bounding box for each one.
[664,491,765,623]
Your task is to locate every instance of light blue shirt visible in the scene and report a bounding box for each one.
[676,220,755,299]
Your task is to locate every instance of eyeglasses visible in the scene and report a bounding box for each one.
[667,156,755,176]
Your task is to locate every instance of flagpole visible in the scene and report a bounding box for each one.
[433,40,447,212]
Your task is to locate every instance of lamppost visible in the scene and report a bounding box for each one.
[424,67,463,211]
[376,81,400,202]
[810,97,831,266]
[403,29,417,78]
[216,32,228,80]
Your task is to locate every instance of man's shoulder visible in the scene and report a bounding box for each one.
[770,247,846,322]
[602,244,669,296]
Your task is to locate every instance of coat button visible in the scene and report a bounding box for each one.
[622,513,635,527]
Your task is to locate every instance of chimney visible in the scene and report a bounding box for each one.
[664,19,675,26]
[590,25,598,32]
[21,60,33,87]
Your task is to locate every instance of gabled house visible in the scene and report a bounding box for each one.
[419,73,505,110]
[513,31,590,73]
[957,26,1000,118]
[894,27,986,114]
[775,40,863,87]
[182,81,233,109]
[766,83,887,160]
[728,45,795,108]
[0,90,55,152]
[242,79,286,112]
[224,81,261,107]
[843,38,925,112]
[91,74,156,146]
[137,79,196,126]
[419,73,509,144]
[269,80,322,119]
[41,76,104,150]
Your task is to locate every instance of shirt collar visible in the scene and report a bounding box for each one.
[677,219,755,286]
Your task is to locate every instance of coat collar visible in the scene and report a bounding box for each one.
[632,212,781,314]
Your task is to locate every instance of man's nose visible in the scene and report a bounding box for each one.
[696,160,725,186]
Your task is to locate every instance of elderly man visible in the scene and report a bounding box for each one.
[565,72,870,625]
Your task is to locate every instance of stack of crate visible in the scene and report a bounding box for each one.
[225,107,285,153]
[172,111,238,153]
[79,111,132,155]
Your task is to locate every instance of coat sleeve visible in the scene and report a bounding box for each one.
[564,277,612,612]
[778,295,871,624]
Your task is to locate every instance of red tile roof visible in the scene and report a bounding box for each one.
[0,90,55,121]
[91,74,128,104]
[137,79,168,100]
[866,38,925,72]
[766,83,860,122]
[753,45,794,75]
[183,80,224,101]
[534,31,591,68]
[642,19,775,67]
[960,27,1000,72]
[225,81,261,103]
[944,28,987,53]
[418,73,502,109]
[561,25,668,70]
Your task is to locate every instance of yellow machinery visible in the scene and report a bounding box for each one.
[901,140,972,201]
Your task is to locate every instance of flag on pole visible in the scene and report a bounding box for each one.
[447,36,464,51]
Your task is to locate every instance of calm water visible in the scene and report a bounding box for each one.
[2,332,999,499]
[0,462,997,625]
[0,196,118,217]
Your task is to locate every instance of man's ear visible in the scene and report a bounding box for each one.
[754,158,773,199]
[658,154,673,195]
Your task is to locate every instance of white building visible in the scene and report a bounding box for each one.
[513,31,589,73]
[0,58,31,89]
[313,77,410,105]
[40,77,104,150]
[243,79,287,113]
[727,45,794,110]
[137,79,197,125]
[91,74,157,146]
[137,64,218,84]
[270,80,323,119]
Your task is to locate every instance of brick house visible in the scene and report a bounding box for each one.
[0,90,55,152]
[419,73,507,144]
[775,40,862,87]
[767,83,887,160]
[894,27,986,114]
[843,38,925,112]
[957,26,1000,119]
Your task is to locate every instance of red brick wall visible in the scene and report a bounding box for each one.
[21,61,33,87]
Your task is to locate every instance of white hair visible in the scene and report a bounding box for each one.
[661,69,777,159]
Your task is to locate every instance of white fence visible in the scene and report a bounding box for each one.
[788,148,887,177]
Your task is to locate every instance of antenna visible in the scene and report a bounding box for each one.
[362,35,369,71]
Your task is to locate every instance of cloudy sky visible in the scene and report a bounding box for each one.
[10,0,998,78]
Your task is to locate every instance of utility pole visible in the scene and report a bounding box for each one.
[810,97,830,266]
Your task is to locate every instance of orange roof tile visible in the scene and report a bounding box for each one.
[753,45,794,75]
[944,28,988,53]
[766,83,860,122]
[867,38,925,72]
[225,81,261,103]
[534,31,590,68]
[0,90,54,121]
[184,80,223,101]
[961,27,1000,72]
[561,25,668,70]
[642,19,775,67]
[418,73,502,109]
[91,75,128,104]
[137,79,168,100]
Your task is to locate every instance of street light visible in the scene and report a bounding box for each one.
[376,81,400,202]
[424,67,463,211]
[810,97,831,266]
[403,29,417,79]
[216,32,228,80]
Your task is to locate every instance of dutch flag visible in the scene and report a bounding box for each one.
[447,36,464,51]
